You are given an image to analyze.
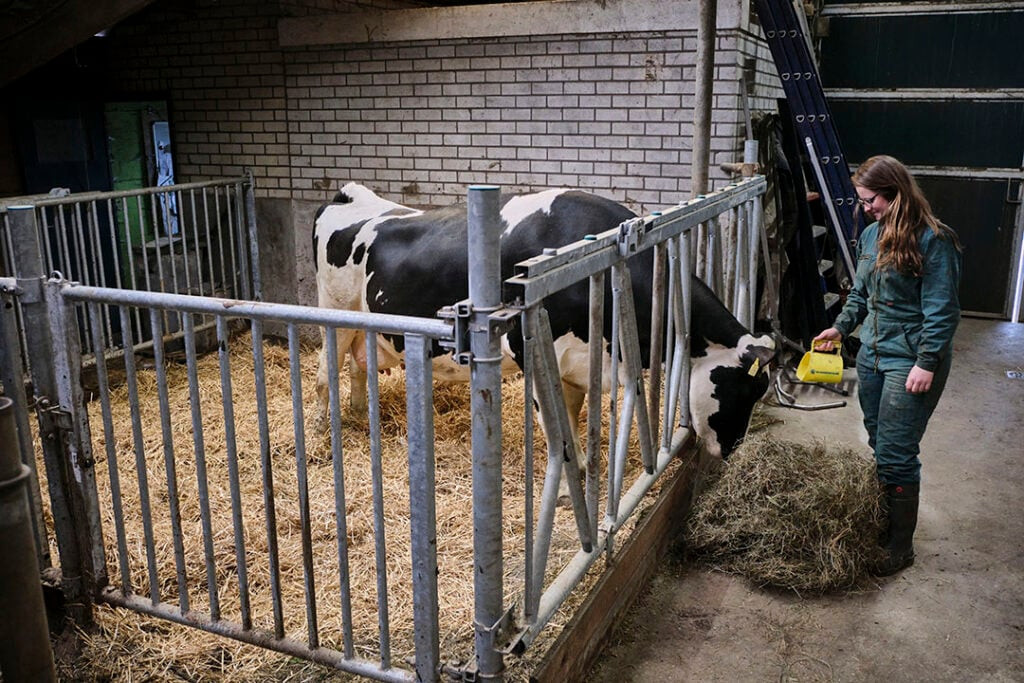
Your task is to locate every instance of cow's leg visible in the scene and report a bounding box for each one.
[315,327,361,430]
[348,331,369,412]
[558,381,588,505]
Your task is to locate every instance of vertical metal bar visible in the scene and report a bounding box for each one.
[119,304,160,602]
[183,313,220,620]
[467,184,504,681]
[0,288,50,566]
[244,171,261,300]
[148,310,189,612]
[187,190,204,298]
[614,267,654,476]
[585,273,604,542]
[680,234,694,428]
[198,189,216,296]
[87,302,131,591]
[287,322,318,648]
[733,206,747,324]
[175,190,193,294]
[520,310,536,625]
[325,326,354,656]
[405,333,440,683]
[528,307,593,602]
[249,320,283,635]
[89,200,113,349]
[218,315,252,628]
[56,206,73,281]
[232,181,251,301]
[365,331,392,667]
[39,208,54,274]
[748,199,761,326]
[221,187,240,297]
[0,396,57,682]
[159,188,181,295]
[661,236,680,450]
[72,204,90,284]
[647,241,666,448]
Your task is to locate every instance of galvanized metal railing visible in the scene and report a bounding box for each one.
[45,281,452,682]
[0,176,259,364]
[464,177,768,672]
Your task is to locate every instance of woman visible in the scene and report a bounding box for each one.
[814,155,962,576]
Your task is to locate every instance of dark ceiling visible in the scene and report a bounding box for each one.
[0,0,159,88]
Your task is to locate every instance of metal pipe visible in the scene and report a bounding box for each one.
[100,589,416,682]
[184,313,221,621]
[0,396,57,682]
[0,284,49,566]
[405,333,440,683]
[692,0,718,197]
[468,185,505,681]
[221,316,253,630]
[365,332,393,667]
[60,283,453,339]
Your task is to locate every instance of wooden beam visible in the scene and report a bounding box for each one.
[530,439,708,682]
[0,0,158,88]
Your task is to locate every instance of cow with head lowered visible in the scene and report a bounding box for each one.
[313,182,775,463]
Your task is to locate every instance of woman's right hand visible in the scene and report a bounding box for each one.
[812,327,842,352]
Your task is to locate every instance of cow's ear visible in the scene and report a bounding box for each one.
[740,343,775,376]
[333,190,353,204]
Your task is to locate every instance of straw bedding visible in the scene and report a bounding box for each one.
[41,330,655,681]
[684,432,886,593]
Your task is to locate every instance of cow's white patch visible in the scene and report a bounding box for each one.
[500,189,569,236]
[688,344,742,458]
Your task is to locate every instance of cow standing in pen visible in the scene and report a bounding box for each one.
[312,182,775,463]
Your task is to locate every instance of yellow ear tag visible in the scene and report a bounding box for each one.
[748,358,760,377]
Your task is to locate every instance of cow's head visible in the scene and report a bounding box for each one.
[690,333,775,460]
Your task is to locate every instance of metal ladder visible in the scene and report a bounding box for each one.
[752,0,862,283]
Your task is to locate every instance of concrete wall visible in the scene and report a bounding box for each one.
[100,0,781,305]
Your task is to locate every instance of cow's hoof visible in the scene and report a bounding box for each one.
[556,492,573,508]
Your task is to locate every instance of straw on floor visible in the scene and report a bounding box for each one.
[39,330,657,681]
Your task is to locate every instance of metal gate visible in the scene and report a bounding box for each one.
[0,176,767,681]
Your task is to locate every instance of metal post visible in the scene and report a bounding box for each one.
[692,0,718,197]
[405,333,440,682]
[468,185,505,681]
[0,397,57,682]
[7,206,94,625]
[0,284,49,566]
[244,170,262,301]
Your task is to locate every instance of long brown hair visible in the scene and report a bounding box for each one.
[853,155,961,275]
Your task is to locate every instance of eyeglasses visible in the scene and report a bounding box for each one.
[857,192,879,207]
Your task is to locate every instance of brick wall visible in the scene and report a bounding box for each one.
[106,0,781,214]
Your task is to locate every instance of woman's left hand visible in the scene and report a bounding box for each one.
[906,365,934,394]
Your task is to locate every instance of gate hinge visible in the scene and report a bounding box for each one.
[438,302,520,366]
[437,299,473,364]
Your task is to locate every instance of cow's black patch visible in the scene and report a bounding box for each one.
[706,364,771,458]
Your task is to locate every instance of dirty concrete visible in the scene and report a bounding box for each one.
[588,318,1024,682]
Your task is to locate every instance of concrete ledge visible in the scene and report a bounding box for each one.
[279,0,743,47]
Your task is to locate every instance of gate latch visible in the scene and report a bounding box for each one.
[617,217,644,257]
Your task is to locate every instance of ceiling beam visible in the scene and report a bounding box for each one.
[0,0,158,88]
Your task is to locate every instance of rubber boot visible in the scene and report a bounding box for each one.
[876,478,889,547]
[875,482,919,576]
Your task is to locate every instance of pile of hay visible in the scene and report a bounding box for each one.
[684,433,885,593]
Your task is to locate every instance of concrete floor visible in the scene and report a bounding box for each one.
[588,318,1024,682]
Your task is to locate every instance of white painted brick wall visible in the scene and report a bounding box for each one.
[106,0,781,214]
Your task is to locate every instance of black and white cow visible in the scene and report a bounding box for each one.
[313,182,775,460]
